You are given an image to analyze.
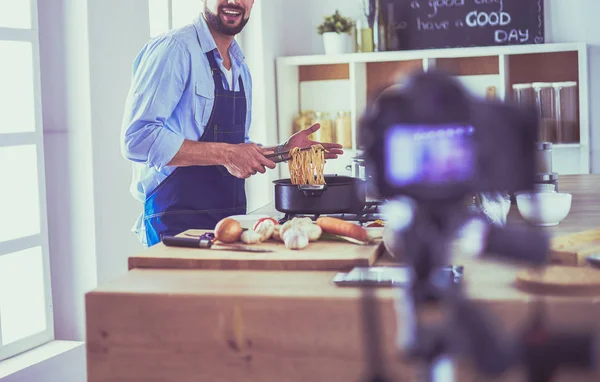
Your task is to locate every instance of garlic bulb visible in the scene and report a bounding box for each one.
[283,227,309,250]
[302,224,322,242]
[240,229,262,244]
[280,220,295,238]
[272,225,283,241]
[294,217,313,227]
[254,219,276,241]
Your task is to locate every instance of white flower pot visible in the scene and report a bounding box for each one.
[322,32,351,55]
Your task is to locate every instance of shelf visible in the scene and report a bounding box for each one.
[508,51,579,85]
[298,64,349,82]
[276,43,586,66]
[436,56,499,76]
[275,43,591,176]
[552,143,582,149]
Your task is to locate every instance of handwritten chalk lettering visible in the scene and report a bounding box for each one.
[474,0,505,12]
[411,0,421,9]
[427,0,465,18]
[474,0,502,4]
[395,21,409,30]
[466,11,511,27]
[417,17,451,31]
[495,29,529,43]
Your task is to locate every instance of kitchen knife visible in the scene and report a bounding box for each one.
[161,235,273,253]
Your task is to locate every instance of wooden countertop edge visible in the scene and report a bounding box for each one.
[127,241,387,271]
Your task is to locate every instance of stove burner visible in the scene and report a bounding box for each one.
[278,201,384,226]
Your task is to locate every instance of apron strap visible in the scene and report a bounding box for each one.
[205,50,245,92]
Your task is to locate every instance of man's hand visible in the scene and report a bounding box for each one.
[283,123,344,159]
[224,143,276,179]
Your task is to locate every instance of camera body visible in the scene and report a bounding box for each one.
[360,70,539,202]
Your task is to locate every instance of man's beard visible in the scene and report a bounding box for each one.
[204,4,249,36]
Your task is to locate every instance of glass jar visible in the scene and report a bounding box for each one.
[355,14,374,53]
[534,172,559,192]
[311,112,333,143]
[553,81,579,144]
[512,83,535,106]
[334,111,352,148]
[535,142,553,174]
[293,110,315,134]
[532,82,556,143]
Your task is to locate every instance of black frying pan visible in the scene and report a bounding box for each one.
[273,175,366,215]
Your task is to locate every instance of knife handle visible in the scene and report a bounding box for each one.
[162,235,214,249]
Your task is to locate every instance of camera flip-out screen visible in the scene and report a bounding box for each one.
[385,124,476,188]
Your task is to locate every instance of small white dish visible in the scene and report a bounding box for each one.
[516,192,572,226]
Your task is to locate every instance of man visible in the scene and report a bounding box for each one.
[121,0,343,246]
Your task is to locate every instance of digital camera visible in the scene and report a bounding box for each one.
[359,70,539,202]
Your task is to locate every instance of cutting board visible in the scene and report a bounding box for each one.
[516,266,600,296]
[550,228,600,266]
[128,229,385,271]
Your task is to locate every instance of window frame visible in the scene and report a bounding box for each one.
[0,0,55,362]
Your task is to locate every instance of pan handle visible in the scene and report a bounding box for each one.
[298,184,327,197]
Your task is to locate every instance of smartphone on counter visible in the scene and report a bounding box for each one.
[333,265,463,289]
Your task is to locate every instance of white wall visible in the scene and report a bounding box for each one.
[39,0,98,343]
[86,0,150,285]
[543,0,600,171]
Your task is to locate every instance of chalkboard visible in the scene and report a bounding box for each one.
[383,0,545,50]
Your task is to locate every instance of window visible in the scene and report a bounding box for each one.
[0,0,54,361]
[149,0,201,37]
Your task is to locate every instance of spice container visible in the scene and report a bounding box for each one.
[513,83,535,106]
[534,172,559,192]
[355,12,373,52]
[532,83,556,143]
[293,110,315,134]
[553,81,579,143]
[535,142,553,174]
[311,112,333,143]
[335,111,352,148]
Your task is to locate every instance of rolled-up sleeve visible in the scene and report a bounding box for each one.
[121,37,189,171]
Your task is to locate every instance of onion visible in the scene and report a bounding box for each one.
[214,218,242,243]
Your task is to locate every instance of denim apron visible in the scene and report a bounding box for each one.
[143,50,247,246]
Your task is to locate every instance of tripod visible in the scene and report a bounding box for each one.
[359,198,596,382]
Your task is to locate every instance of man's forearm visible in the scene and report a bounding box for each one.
[167,139,232,167]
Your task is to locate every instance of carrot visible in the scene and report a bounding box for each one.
[316,217,370,243]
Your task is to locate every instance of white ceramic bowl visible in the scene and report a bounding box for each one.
[516,192,572,226]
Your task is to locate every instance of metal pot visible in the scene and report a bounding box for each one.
[347,153,381,200]
[273,175,366,214]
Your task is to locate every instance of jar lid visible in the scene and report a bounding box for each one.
[513,83,533,89]
[535,142,553,150]
[532,82,553,88]
[535,172,559,181]
[552,81,577,88]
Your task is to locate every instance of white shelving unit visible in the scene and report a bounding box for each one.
[275,42,590,177]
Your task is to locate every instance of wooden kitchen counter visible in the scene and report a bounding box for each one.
[86,175,600,382]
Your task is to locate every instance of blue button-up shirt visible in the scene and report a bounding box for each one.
[121,15,252,242]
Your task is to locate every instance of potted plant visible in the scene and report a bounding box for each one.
[317,10,354,55]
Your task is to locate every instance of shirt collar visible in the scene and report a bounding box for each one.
[193,14,245,64]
